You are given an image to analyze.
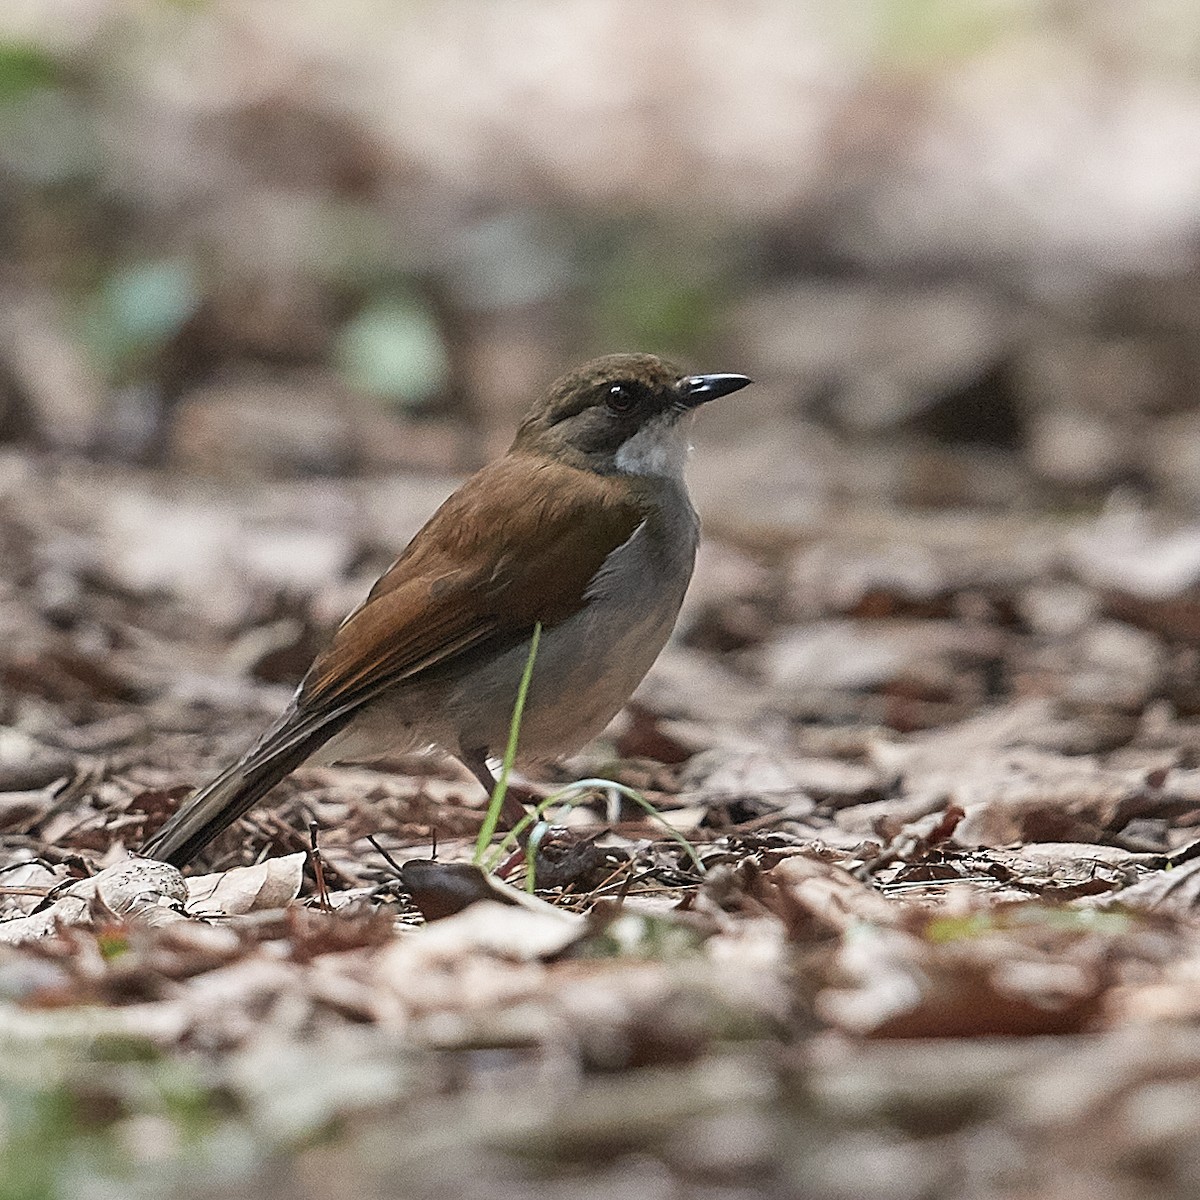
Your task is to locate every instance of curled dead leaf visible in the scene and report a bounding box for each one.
[185,852,305,917]
[0,857,189,944]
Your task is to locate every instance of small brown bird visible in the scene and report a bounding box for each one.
[142,353,751,865]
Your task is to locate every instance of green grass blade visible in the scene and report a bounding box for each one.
[524,822,550,893]
[472,621,541,864]
[483,777,707,879]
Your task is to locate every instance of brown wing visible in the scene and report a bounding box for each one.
[298,453,644,714]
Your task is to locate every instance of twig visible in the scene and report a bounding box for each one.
[307,822,332,912]
[580,858,636,903]
[22,761,106,835]
[366,833,406,877]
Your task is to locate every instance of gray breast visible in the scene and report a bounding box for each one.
[445,481,700,759]
[317,482,700,769]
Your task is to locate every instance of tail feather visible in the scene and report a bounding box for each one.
[142,709,351,867]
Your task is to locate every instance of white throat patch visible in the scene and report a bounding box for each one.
[614,417,690,478]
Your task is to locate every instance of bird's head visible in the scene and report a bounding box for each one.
[511,353,751,479]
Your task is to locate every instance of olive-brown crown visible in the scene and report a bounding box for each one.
[511,353,688,467]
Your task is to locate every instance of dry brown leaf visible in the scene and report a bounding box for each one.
[953,777,1133,847]
[398,859,522,921]
[1105,858,1200,914]
[763,619,1002,695]
[371,900,585,1023]
[417,897,585,959]
[757,854,897,941]
[0,897,91,944]
[185,852,305,916]
[679,748,876,811]
[816,910,1116,1038]
[869,700,1059,780]
[0,857,189,944]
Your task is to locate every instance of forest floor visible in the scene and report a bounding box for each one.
[5,449,1200,1199]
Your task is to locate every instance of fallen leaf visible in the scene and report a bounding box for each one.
[398,859,519,921]
[185,852,305,916]
[816,906,1137,1038]
[1104,858,1200,914]
[0,857,188,944]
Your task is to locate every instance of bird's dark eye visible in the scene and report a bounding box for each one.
[606,382,638,414]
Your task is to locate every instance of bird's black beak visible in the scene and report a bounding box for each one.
[678,372,753,408]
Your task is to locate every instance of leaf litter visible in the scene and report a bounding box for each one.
[11,469,1200,1196]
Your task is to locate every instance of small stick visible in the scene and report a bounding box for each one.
[307,822,332,912]
[366,834,406,877]
[581,858,635,903]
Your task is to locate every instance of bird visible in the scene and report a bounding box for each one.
[142,353,751,866]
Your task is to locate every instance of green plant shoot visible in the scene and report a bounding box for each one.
[473,621,541,863]
[487,777,707,884]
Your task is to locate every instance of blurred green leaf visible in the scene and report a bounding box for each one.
[875,0,1016,67]
[576,912,707,960]
[925,904,1136,943]
[0,1086,75,1200]
[334,295,449,408]
[76,259,200,378]
[587,225,728,356]
[0,1049,241,1200]
[598,274,719,353]
[103,261,200,346]
[923,912,996,943]
[0,44,94,188]
[0,44,61,103]
[96,933,130,962]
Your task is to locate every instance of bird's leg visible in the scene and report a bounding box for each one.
[461,748,530,831]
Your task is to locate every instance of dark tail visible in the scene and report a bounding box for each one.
[142,709,351,867]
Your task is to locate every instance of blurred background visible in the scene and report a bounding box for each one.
[4,0,1200,521]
